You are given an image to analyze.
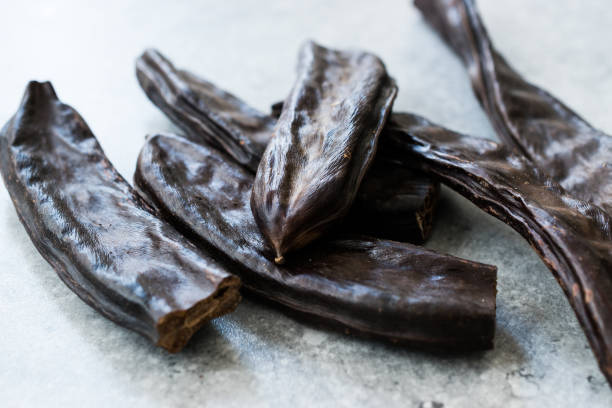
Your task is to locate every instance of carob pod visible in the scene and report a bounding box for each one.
[414,0,612,213]
[251,40,398,262]
[134,133,498,351]
[136,49,271,171]
[136,49,437,244]
[271,101,440,242]
[342,158,438,242]
[381,112,612,385]
[0,82,241,352]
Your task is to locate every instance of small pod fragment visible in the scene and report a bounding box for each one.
[415,0,612,213]
[342,158,438,242]
[250,41,398,262]
[382,112,612,386]
[0,82,241,352]
[135,133,498,351]
[136,49,437,244]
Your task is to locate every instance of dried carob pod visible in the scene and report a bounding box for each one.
[0,82,241,352]
[251,41,398,262]
[415,0,612,213]
[134,133,498,351]
[136,49,271,170]
[382,112,612,386]
[342,158,439,241]
[272,102,440,241]
[136,48,437,244]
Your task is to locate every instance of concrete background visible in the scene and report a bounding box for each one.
[1,0,611,406]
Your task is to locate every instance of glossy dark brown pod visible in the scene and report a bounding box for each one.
[136,49,438,244]
[135,133,498,350]
[415,0,612,213]
[251,41,398,262]
[271,101,439,242]
[0,82,241,352]
[381,112,612,385]
[136,49,272,171]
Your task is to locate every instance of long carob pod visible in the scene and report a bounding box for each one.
[134,133,498,351]
[0,82,241,352]
[382,112,612,385]
[251,40,398,262]
[414,0,612,213]
[136,49,272,171]
[136,48,437,244]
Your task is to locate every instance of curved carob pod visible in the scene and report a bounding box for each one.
[382,112,612,385]
[136,49,437,244]
[0,82,241,352]
[251,41,398,262]
[134,133,498,351]
[414,0,612,213]
[136,49,272,171]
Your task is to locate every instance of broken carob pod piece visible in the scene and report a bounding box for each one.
[0,82,241,352]
[134,133,498,351]
[136,49,436,244]
[381,112,612,386]
[415,0,612,213]
[344,158,439,242]
[251,41,398,262]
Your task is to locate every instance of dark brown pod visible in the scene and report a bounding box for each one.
[136,49,272,171]
[270,101,439,242]
[251,41,398,262]
[382,112,612,385]
[0,82,241,352]
[342,158,439,242]
[134,133,498,351]
[415,0,612,213]
[135,49,437,244]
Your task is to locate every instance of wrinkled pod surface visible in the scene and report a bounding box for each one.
[0,82,241,352]
[382,112,612,386]
[135,132,498,351]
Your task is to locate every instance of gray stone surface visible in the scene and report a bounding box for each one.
[0,0,611,406]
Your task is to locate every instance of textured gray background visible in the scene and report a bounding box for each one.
[1,0,611,407]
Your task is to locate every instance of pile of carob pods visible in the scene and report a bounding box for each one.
[1,0,610,386]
